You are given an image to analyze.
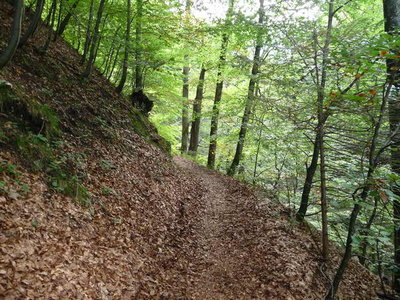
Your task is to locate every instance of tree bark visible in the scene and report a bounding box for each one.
[116,0,132,93]
[0,0,24,69]
[180,0,192,154]
[43,0,56,52]
[207,0,234,168]
[316,0,334,260]
[53,0,63,41]
[80,0,95,64]
[19,0,44,47]
[326,90,388,299]
[188,66,206,156]
[82,0,107,78]
[227,0,264,176]
[56,0,80,36]
[383,0,400,292]
[296,133,320,220]
[133,0,143,92]
[107,43,122,81]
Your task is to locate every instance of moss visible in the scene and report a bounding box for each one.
[0,80,60,138]
[0,81,89,205]
[128,107,171,153]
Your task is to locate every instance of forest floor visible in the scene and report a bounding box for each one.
[0,2,385,298]
[172,157,380,299]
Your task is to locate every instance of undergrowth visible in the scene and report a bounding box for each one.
[0,82,90,205]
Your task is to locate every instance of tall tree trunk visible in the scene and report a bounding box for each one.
[19,0,44,47]
[116,0,132,93]
[107,43,122,81]
[188,66,206,156]
[82,0,107,79]
[133,0,143,92]
[80,0,95,64]
[207,0,235,168]
[315,2,334,260]
[180,0,192,154]
[102,29,121,76]
[227,0,264,176]
[252,115,264,184]
[53,0,63,41]
[296,133,320,220]
[383,0,400,292]
[0,0,24,69]
[326,84,389,300]
[181,61,190,153]
[56,0,80,36]
[43,0,56,52]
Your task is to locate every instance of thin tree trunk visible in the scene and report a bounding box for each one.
[207,0,235,168]
[19,0,44,47]
[134,0,143,92]
[296,0,334,226]
[82,0,107,78]
[188,66,206,156]
[181,61,190,153]
[107,43,122,81]
[101,36,117,74]
[80,0,95,64]
[180,0,192,154]
[53,0,63,41]
[383,0,400,292]
[313,0,335,262]
[326,84,390,300]
[252,116,264,184]
[227,0,264,176]
[358,197,379,265]
[56,0,80,36]
[116,0,132,93]
[45,0,55,25]
[296,133,320,220]
[43,0,57,52]
[0,0,24,69]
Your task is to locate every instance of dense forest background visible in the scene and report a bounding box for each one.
[1,0,400,298]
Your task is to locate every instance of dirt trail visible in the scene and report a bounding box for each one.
[173,156,379,300]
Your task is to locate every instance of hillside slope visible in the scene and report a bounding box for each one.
[0,3,382,299]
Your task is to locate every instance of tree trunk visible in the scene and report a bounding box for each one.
[116,0,132,93]
[181,61,190,153]
[227,0,264,176]
[252,115,264,184]
[133,0,143,92]
[180,0,192,154]
[326,85,389,300]
[80,0,95,65]
[43,0,57,52]
[107,43,122,81]
[53,0,63,41]
[383,0,400,292]
[0,0,24,69]
[296,133,320,220]
[19,0,44,47]
[207,0,235,168]
[56,0,80,36]
[82,0,107,79]
[188,66,206,156]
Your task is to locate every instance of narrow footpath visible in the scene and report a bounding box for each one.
[173,156,378,300]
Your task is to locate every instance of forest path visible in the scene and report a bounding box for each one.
[173,156,299,299]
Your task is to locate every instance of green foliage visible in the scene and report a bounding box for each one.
[99,159,117,170]
[101,186,115,195]
[0,161,19,177]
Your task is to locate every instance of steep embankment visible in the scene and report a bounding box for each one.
[0,2,382,299]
